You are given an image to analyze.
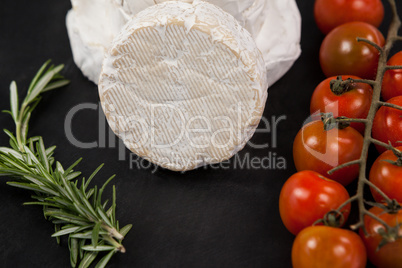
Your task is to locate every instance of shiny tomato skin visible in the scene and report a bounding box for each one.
[293,120,363,186]
[359,206,402,268]
[279,170,351,235]
[314,0,384,34]
[372,96,402,153]
[292,226,367,268]
[320,22,385,79]
[382,51,402,101]
[310,75,373,134]
[369,146,402,203]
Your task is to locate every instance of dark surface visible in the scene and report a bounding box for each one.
[0,1,401,267]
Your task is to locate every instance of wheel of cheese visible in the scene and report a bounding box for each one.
[66,0,301,86]
[99,1,268,171]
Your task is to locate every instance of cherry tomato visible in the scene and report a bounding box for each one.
[319,22,385,79]
[310,75,373,134]
[382,51,402,101]
[279,170,350,235]
[314,0,384,34]
[359,206,402,268]
[293,120,363,186]
[369,146,402,203]
[372,96,402,153]
[292,226,367,268]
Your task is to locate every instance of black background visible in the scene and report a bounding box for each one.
[0,1,401,267]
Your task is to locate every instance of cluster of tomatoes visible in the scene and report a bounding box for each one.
[279,1,402,267]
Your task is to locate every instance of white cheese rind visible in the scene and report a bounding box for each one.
[99,1,268,171]
[66,0,301,86]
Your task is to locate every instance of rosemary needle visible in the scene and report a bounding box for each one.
[0,61,132,268]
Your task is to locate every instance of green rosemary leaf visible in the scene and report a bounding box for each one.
[43,79,70,92]
[64,158,82,176]
[0,168,30,178]
[94,250,115,268]
[81,245,116,252]
[28,60,51,93]
[106,203,113,218]
[52,226,81,237]
[92,186,98,208]
[55,224,61,244]
[70,229,107,240]
[23,201,64,209]
[23,145,53,182]
[24,97,41,118]
[70,231,92,240]
[3,129,17,144]
[36,137,49,172]
[78,252,98,268]
[92,222,101,248]
[66,171,82,181]
[119,224,133,238]
[38,185,60,197]
[112,185,116,225]
[97,207,113,228]
[73,203,95,220]
[86,188,95,200]
[69,237,79,268]
[97,175,115,207]
[85,164,104,190]
[2,154,31,173]
[81,196,98,220]
[102,200,109,211]
[9,81,18,121]
[20,111,31,144]
[7,181,49,194]
[31,195,46,202]
[44,210,90,226]
[2,110,13,117]
[0,147,22,160]
[47,196,74,209]
[23,175,45,186]
[26,64,64,104]
[45,145,56,157]
[8,137,19,152]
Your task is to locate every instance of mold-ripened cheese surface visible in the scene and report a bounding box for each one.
[99,1,268,171]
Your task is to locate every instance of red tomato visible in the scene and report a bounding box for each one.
[372,96,402,153]
[314,0,384,34]
[279,170,351,235]
[292,226,367,268]
[359,206,402,268]
[293,120,363,186]
[319,22,385,79]
[369,146,402,203]
[382,51,402,101]
[310,75,373,134]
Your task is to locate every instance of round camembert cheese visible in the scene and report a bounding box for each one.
[66,0,301,86]
[99,1,268,171]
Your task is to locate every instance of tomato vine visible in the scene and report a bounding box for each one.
[325,0,402,236]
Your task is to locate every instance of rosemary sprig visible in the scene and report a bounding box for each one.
[0,61,132,268]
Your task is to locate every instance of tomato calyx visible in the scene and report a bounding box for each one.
[381,146,402,167]
[321,112,350,130]
[314,209,346,228]
[376,224,402,250]
[330,76,356,95]
[366,200,401,215]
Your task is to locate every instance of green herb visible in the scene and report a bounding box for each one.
[0,61,132,268]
